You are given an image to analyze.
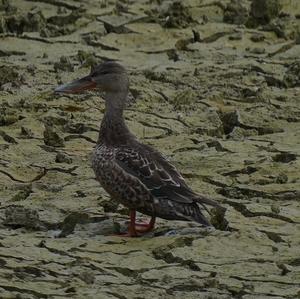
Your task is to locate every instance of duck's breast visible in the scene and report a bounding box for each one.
[92,145,151,210]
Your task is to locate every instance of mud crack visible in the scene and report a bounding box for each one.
[152,237,201,271]
[224,200,295,223]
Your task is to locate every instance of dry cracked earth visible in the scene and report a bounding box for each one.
[0,0,300,298]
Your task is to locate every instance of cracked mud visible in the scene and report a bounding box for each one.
[0,0,300,298]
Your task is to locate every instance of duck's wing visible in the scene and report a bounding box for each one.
[115,143,223,210]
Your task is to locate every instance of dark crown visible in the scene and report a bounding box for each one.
[91,61,126,76]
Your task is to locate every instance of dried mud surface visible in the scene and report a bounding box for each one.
[0,0,300,298]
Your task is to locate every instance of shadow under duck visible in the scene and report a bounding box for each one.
[55,61,225,237]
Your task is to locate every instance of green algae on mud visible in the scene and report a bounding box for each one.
[0,0,300,298]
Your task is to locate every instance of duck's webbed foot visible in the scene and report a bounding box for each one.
[115,210,156,237]
[135,215,156,233]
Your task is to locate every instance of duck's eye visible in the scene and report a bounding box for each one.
[91,70,111,77]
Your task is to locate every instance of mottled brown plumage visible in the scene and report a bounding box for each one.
[55,61,225,236]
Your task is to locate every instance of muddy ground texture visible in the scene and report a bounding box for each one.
[0,0,300,298]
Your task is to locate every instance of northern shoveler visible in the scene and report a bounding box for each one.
[55,61,225,237]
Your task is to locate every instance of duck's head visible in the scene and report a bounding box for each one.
[55,61,129,94]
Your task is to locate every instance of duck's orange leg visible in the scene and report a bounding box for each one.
[128,210,138,237]
[115,210,155,237]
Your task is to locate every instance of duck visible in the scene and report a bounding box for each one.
[55,61,225,237]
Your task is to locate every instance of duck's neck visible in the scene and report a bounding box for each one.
[98,91,133,145]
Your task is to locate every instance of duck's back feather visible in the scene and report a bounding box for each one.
[115,142,224,224]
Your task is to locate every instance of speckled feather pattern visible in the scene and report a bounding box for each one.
[92,142,210,225]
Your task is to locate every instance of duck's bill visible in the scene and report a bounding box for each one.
[54,75,96,93]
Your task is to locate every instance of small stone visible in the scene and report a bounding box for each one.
[55,152,72,164]
[77,50,98,68]
[26,64,36,75]
[65,287,76,293]
[20,126,34,138]
[271,203,280,214]
[64,122,87,134]
[11,185,32,201]
[77,270,95,284]
[248,47,266,54]
[100,0,107,8]
[4,205,45,230]
[220,110,240,135]
[276,262,292,275]
[115,1,128,14]
[160,1,194,29]
[192,30,201,42]
[210,207,228,231]
[228,32,243,40]
[0,65,21,87]
[250,33,265,42]
[0,130,17,144]
[167,49,179,61]
[59,212,90,237]
[263,19,286,38]
[0,0,17,14]
[171,89,197,111]
[0,114,19,126]
[143,69,167,82]
[283,61,300,87]
[75,190,86,198]
[100,199,119,213]
[247,0,281,27]
[57,6,68,14]
[272,152,296,163]
[43,124,65,147]
[1,82,13,92]
[275,173,288,184]
[193,68,200,76]
[54,56,74,72]
[229,127,258,140]
[223,0,248,25]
